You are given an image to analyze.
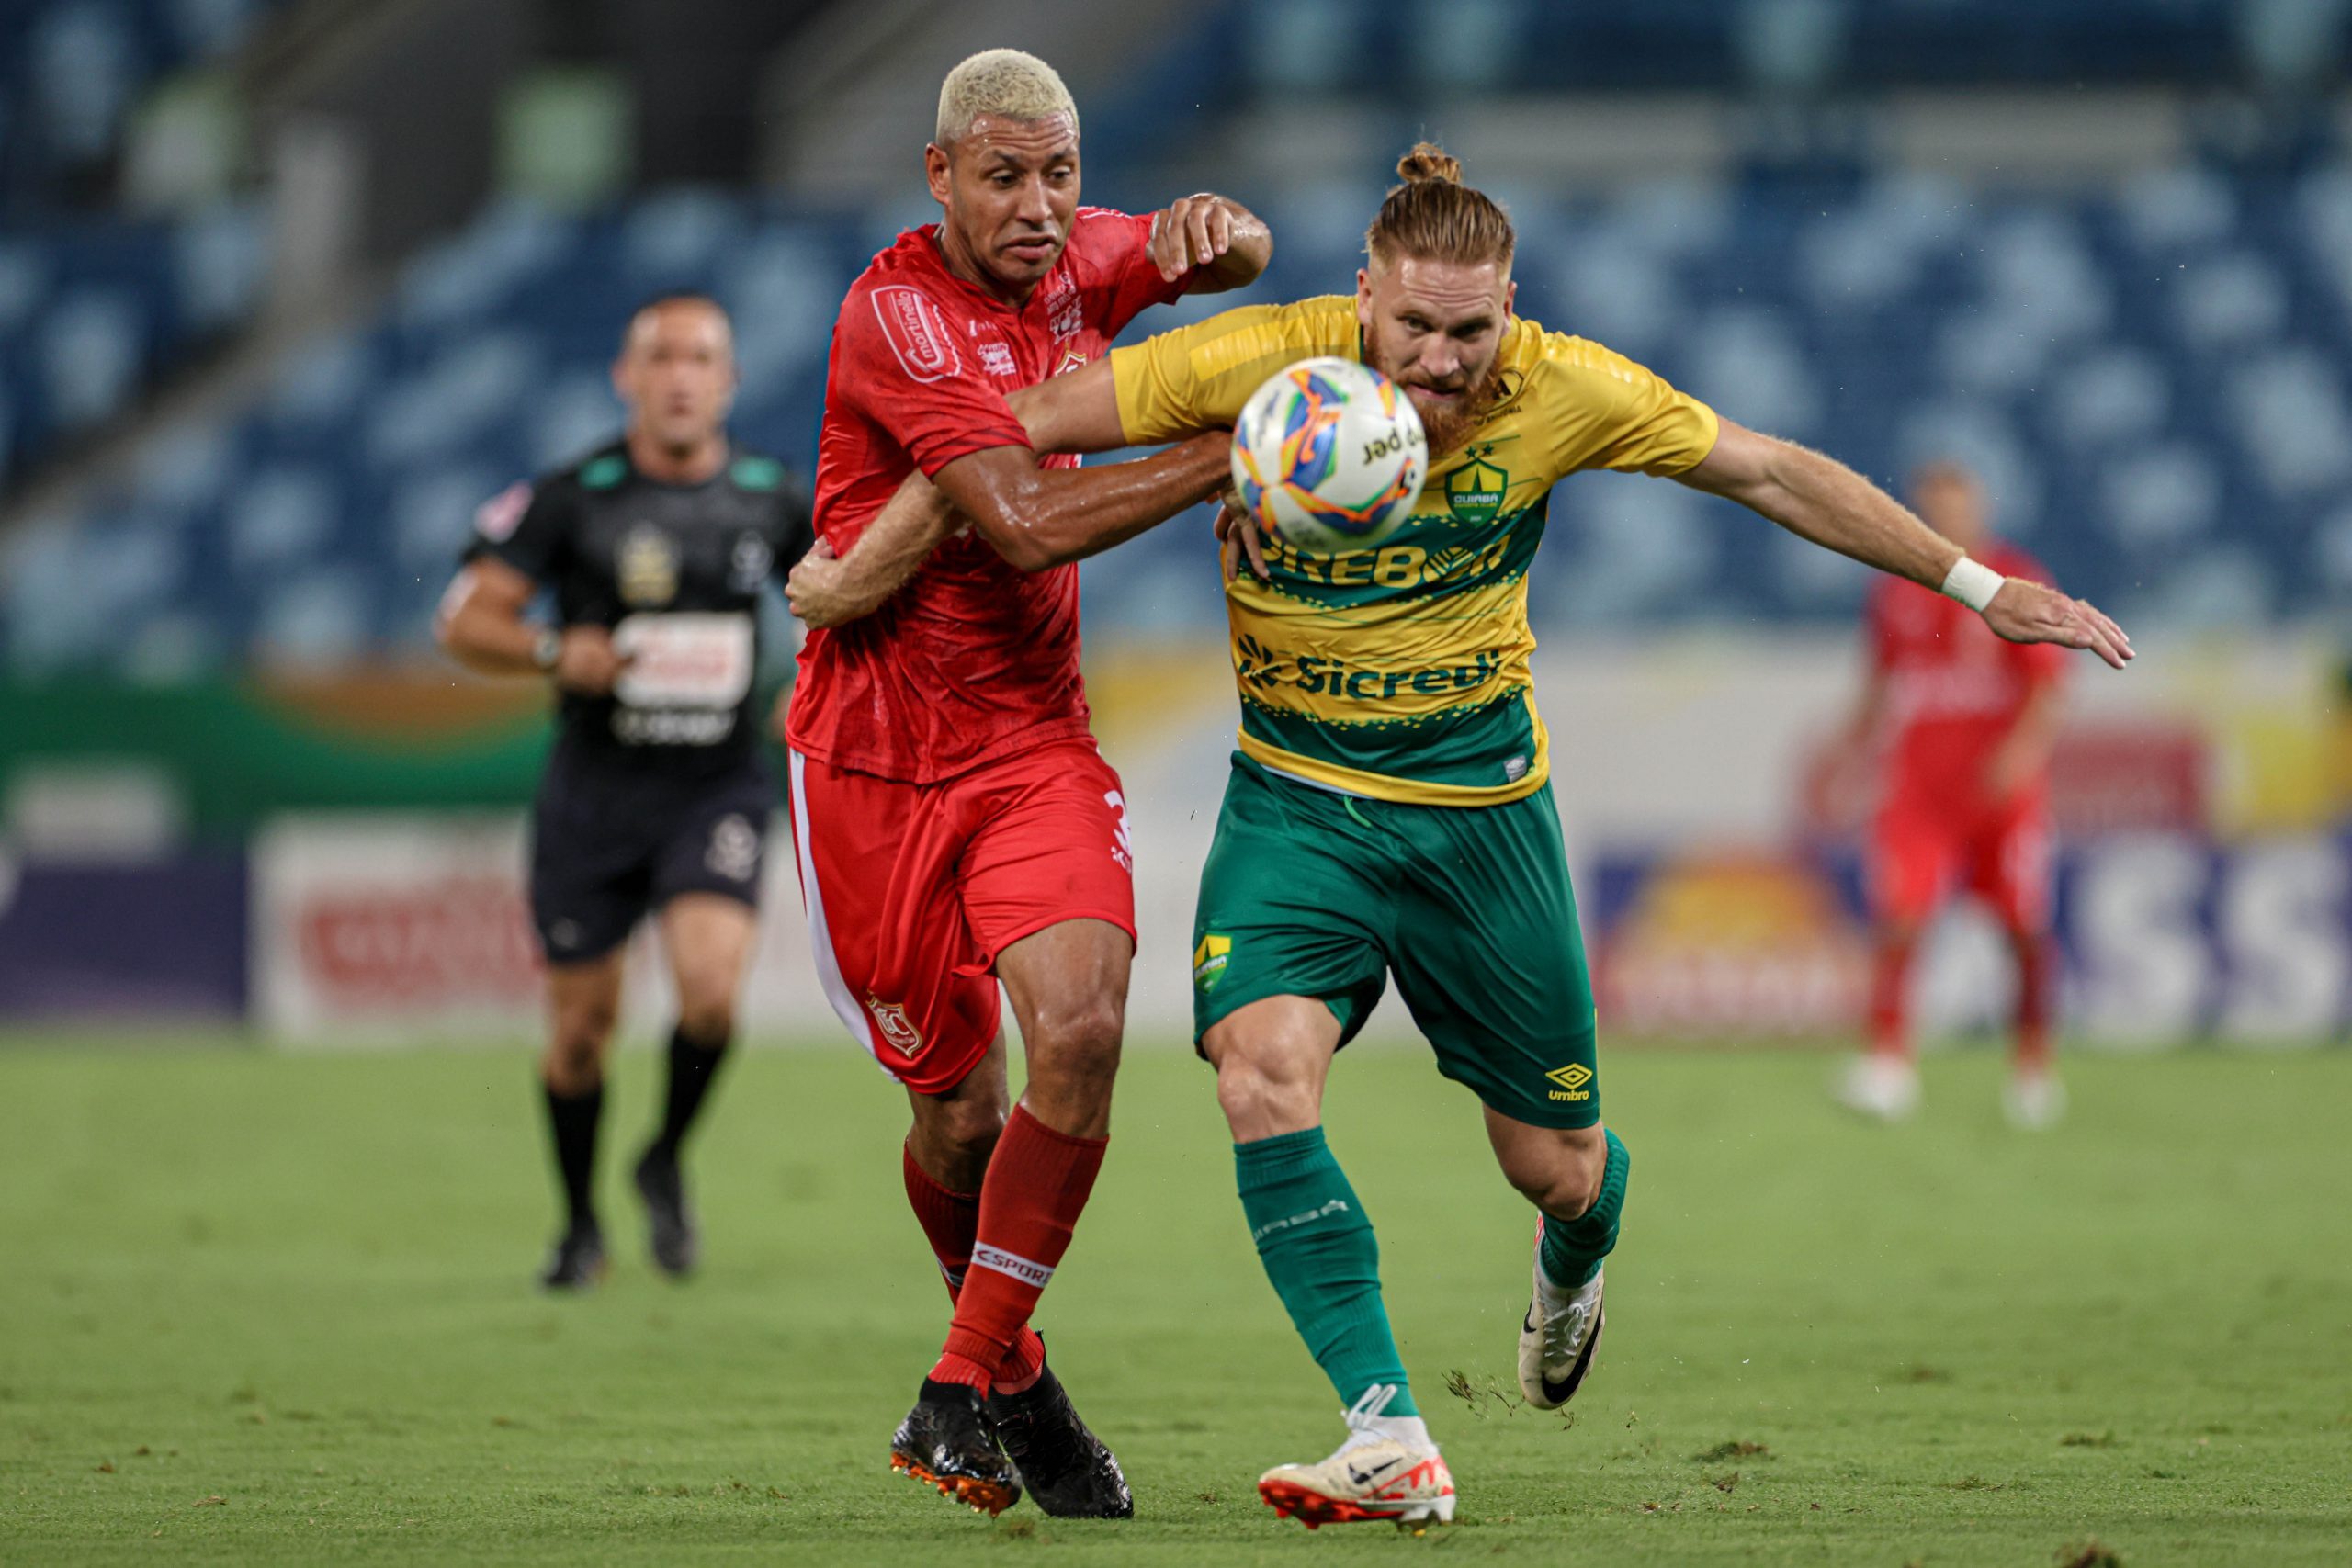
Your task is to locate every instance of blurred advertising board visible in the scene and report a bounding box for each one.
[250,816,539,1039]
[1585,831,2352,1046]
[248,812,831,1045]
[0,848,246,1021]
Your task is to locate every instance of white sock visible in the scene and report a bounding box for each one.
[1535,1259,1600,1311]
[1364,1413,1434,1454]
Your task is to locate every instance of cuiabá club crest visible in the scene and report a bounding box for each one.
[1444,457,1509,525]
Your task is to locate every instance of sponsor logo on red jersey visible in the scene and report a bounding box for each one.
[871,285,960,382]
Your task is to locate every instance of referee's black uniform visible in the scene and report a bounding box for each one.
[464,439,815,964]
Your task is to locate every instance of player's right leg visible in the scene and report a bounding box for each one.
[1193,759,1451,1528]
[1205,998,1454,1528]
[1840,802,1947,1121]
[786,749,1031,1516]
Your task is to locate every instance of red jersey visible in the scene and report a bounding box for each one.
[1865,542,2067,812]
[786,210,1190,783]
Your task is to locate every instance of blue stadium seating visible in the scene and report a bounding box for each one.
[1194,0,2312,96]
[0,205,268,488]
[0,2,281,484]
[8,164,2350,676]
[2,0,282,214]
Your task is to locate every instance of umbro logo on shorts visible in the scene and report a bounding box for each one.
[1545,1062,1593,1103]
[971,1244,1054,1288]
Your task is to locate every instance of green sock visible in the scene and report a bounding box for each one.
[1538,1128,1629,1291]
[1235,1127,1418,1418]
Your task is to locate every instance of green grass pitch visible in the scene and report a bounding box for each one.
[2,1037,2346,1565]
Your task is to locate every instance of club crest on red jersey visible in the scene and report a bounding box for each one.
[866,997,923,1056]
[872,285,960,383]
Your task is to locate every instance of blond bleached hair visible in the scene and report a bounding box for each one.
[934,49,1079,146]
[1365,142,1516,273]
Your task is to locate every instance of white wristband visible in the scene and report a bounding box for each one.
[1939,556,2004,613]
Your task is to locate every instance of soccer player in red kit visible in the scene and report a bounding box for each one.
[781,50,1270,1517]
[1833,460,2070,1129]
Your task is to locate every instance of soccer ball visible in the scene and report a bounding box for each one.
[1230,356,1428,554]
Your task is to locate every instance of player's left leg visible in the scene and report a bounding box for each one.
[1384,781,1623,1412]
[1487,1113,1623,1409]
[1842,799,1951,1121]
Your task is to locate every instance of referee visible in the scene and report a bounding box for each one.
[436,295,814,1289]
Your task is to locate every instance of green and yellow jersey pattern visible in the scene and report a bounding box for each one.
[1111,295,1720,807]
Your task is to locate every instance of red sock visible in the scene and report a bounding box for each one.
[2011,926,2053,1073]
[929,1106,1105,1391]
[1868,931,1918,1059]
[901,1143,1045,1392]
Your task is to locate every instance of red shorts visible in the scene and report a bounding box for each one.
[1869,793,2053,932]
[786,738,1136,1095]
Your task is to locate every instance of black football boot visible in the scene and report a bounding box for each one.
[889,1378,1023,1516]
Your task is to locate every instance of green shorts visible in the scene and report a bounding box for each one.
[1191,755,1600,1129]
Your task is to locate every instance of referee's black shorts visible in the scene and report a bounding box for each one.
[526,740,776,965]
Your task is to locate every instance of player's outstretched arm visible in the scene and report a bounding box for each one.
[1679,419,2134,670]
[1145,194,1272,292]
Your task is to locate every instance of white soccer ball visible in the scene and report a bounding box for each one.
[1230,356,1429,555]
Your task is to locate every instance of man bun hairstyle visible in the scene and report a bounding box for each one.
[1365,141,1515,273]
[935,48,1079,146]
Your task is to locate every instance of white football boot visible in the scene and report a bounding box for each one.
[2003,1068,2067,1131]
[1257,1385,1454,1529]
[1519,1235,1605,1409]
[1834,1053,1921,1122]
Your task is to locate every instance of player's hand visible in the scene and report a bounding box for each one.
[1214,496,1269,582]
[554,626,629,694]
[786,539,865,629]
[1982,580,2133,670]
[1148,195,1235,282]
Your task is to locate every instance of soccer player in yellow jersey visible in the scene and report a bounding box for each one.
[787,144,2132,1529]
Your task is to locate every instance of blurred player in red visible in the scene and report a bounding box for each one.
[780,50,1269,1517]
[1834,460,2069,1129]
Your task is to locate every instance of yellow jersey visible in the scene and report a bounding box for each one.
[1111,295,1720,806]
